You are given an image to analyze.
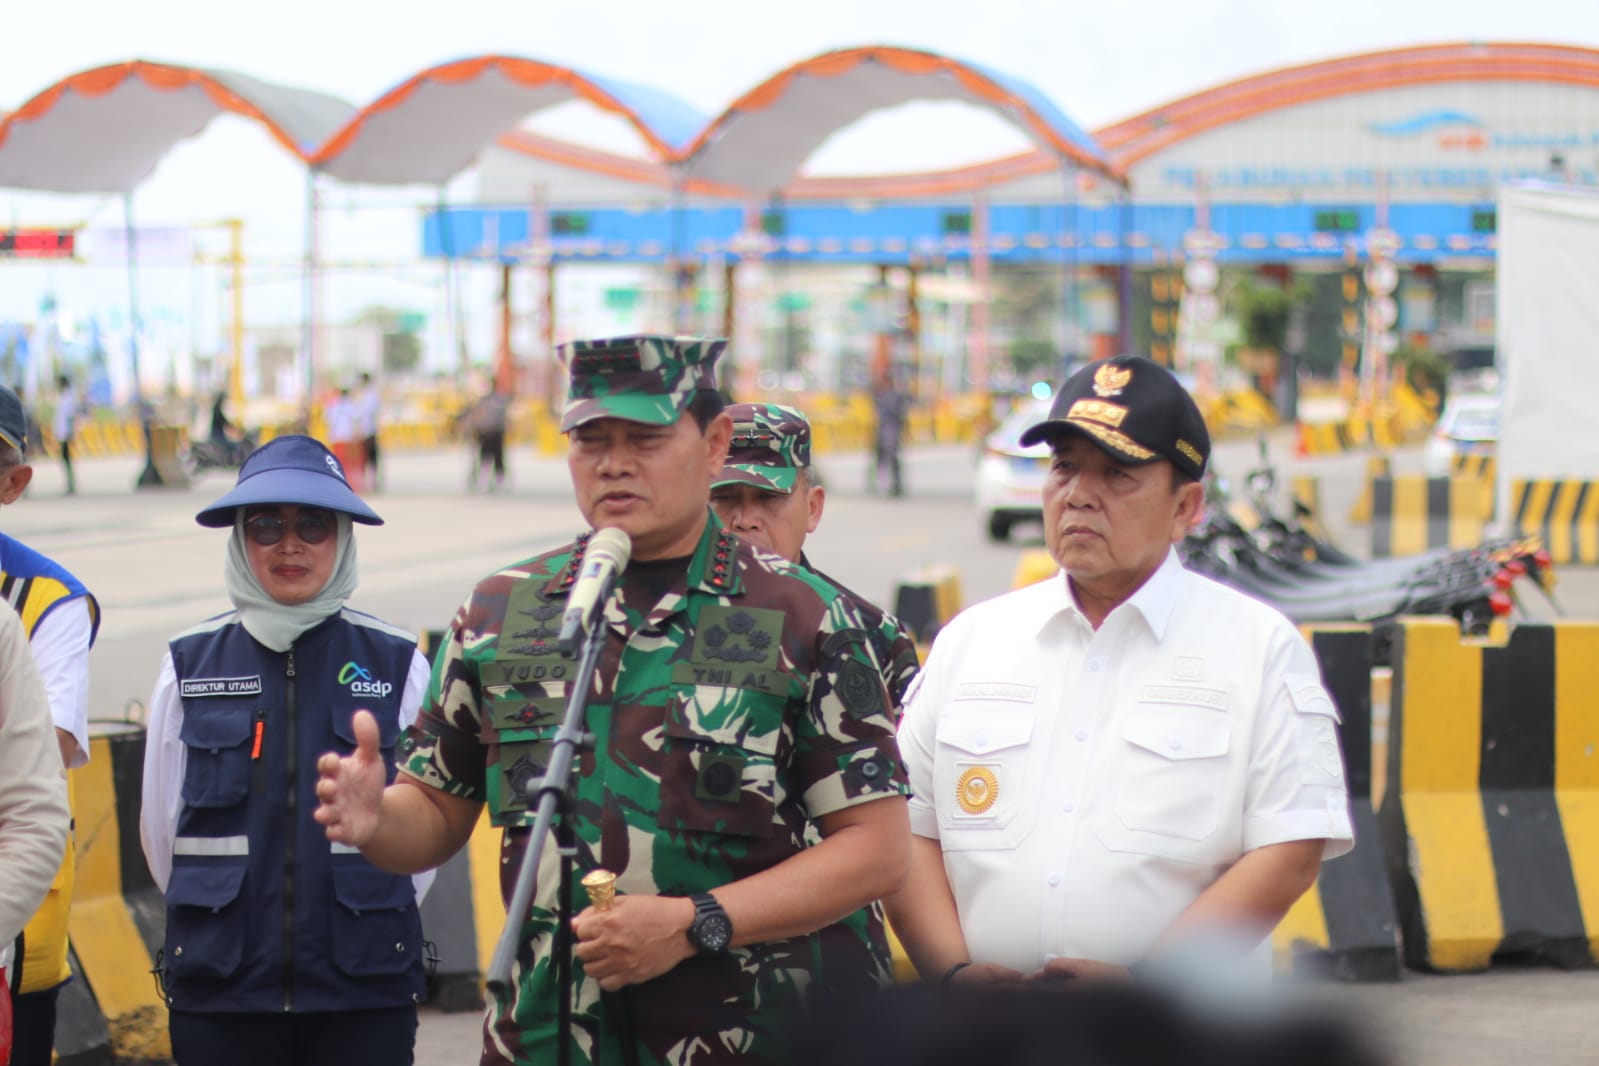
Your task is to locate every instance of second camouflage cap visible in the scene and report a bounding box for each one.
[713,403,812,494]
[557,334,726,431]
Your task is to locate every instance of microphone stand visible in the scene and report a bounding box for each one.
[487,569,620,1066]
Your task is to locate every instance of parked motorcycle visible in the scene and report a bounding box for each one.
[180,430,258,477]
[1181,441,1557,663]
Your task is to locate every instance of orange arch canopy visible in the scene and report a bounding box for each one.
[310,55,708,185]
[0,61,356,193]
[1100,41,1599,168]
[679,46,1122,191]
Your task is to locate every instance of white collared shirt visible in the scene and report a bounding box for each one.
[898,550,1353,973]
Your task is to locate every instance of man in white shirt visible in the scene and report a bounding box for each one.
[887,355,1353,987]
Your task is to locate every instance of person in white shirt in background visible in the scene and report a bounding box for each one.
[323,388,366,494]
[355,373,383,493]
[887,355,1353,991]
[50,376,81,497]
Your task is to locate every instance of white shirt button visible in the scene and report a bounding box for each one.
[1169,737,1184,751]
[1061,800,1075,813]
[1047,872,1062,887]
[975,733,989,749]
[1075,728,1089,741]
[1088,657,1103,672]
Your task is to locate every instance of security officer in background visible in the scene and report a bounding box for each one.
[0,384,100,1066]
[710,402,919,713]
[313,335,911,1066]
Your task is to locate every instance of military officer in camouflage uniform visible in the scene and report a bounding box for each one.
[313,336,911,1066]
[709,403,918,713]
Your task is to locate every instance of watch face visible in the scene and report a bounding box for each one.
[695,913,733,953]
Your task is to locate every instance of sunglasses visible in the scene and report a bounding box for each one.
[244,510,336,547]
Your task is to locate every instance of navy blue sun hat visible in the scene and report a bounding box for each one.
[195,435,383,528]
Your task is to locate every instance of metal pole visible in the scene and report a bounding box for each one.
[303,169,320,403]
[122,193,145,400]
[227,218,245,412]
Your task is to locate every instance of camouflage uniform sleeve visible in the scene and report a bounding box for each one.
[875,611,921,717]
[795,595,910,820]
[398,591,488,800]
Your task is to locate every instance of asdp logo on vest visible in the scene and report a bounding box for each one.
[338,661,394,699]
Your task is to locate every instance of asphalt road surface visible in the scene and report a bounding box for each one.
[8,432,1597,1065]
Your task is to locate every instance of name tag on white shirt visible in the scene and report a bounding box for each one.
[1139,684,1229,710]
[954,682,1037,703]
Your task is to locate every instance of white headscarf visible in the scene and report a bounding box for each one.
[223,511,358,652]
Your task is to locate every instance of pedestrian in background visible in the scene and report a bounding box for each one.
[51,376,81,497]
[139,435,432,1066]
[868,369,908,498]
[356,372,383,492]
[465,383,508,493]
[0,383,100,1066]
[324,387,366,493]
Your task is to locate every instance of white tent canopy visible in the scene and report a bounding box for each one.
[0,61,355,193]
[1494,181,1599,518]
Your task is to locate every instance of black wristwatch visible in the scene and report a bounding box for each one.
[686,892,733,955]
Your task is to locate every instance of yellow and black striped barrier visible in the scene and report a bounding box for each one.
[1451,454,1496,481]
[891,565,963,647]
[1272,625,1402,981]
[60,722,170,1065]
[1346,455,1392,525]
[1369,476,1490,557]
[1378,618,1599,973]
[1512,480,1599,565]
[1295,421,1355,457]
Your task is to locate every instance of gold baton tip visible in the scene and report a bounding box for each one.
[581,868,618,910]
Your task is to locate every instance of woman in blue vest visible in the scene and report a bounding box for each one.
[139,435,432,1066]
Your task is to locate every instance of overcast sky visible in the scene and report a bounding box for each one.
[5,0,1599,359]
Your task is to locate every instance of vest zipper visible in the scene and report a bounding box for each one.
[281,646,297,1012]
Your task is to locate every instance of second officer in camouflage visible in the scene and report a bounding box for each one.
[313,335,910,1066]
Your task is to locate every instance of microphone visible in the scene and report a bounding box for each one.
[557,527,632,655]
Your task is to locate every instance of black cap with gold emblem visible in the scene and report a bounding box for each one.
[1019,355,1210,480]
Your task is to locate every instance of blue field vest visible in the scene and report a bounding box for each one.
[163,607,425,1013]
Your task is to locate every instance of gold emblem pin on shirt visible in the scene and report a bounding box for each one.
[955,766,1000,815]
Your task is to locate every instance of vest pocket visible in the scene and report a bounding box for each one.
[164,864,248,980]
[179,706,256,808]
[657,686,781,838]
[330,864,422,977]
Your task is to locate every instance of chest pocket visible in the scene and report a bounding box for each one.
[479,654,574,826]
[1102,707,1233,856]
[933,711,1036,851]
[658,685,784,839]
[330,707,401,778]
[179,702,257,808]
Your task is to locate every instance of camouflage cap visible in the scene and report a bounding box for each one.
[712,403,812,495]
[557,334,727,431]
